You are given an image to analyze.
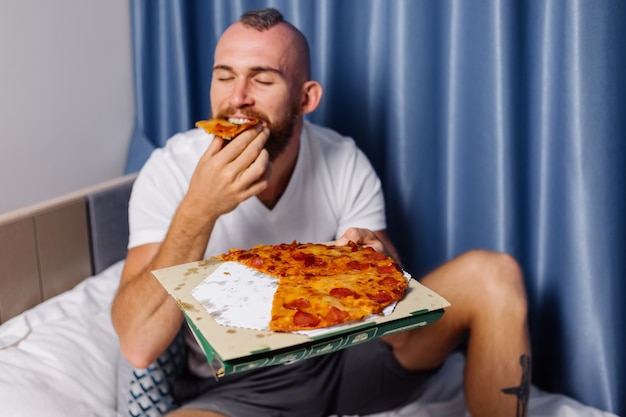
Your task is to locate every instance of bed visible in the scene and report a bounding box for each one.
[0,174,618,417]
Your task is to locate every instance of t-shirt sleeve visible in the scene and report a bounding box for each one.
[333,144,386,237]
[127,149,187,249]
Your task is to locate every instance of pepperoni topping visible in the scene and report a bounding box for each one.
[346,260,370,271]
[291,252,310,261]
[330,287,356,299]
[293,310,321,327]
[283,298,311,310]
[365,251,389,261]
[292,252,327,268]
[376,264,399,274]
[247,255,264,269]
[367,290,393,304]
[379,277,400,287]
[325,306,349,323]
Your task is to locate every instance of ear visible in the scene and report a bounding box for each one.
[299,81,323,115]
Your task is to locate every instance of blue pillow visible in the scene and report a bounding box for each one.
[118,330,187,417]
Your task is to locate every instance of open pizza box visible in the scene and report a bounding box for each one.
[152,257,450,378]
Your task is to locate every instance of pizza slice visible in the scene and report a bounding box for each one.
[196,118,260,140]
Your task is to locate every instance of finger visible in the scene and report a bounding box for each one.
[336,227,366,246]
[236,127,270,169]
[218,129,269,183]
[218,124,266,164]
[201,135,228,161]
[241,175,270,200]
[235,151,271,200]
[237,149,270,188]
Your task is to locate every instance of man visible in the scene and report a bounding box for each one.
[112,8,530,417]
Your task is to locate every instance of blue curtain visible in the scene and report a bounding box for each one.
[125,1,626,415]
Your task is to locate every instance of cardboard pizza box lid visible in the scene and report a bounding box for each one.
[152,257,450,377]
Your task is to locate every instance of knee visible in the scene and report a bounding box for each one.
[459,250,528,313]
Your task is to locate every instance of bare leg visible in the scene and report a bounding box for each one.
[383,250,531,417]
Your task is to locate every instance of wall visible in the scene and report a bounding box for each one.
[0,0,134,214]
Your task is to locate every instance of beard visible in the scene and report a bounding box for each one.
[213,102,299,162]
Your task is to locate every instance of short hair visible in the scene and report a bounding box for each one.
[239,7,285,30]
[239,8,311,79]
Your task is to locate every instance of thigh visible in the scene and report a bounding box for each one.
[330,340,437,416]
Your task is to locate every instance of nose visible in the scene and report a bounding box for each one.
[229,79,254,108]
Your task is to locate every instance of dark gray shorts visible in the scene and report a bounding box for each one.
[172,340,436,417]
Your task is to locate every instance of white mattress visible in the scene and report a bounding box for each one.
[0,261,618,417]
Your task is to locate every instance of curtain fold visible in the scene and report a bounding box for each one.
[124,1,626,415]
[524,0,626,409]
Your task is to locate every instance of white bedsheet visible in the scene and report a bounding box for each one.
[0,261,618,417]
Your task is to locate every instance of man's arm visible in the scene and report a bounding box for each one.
[111,199,218,368]
[113,243,178,368]
[112,126,270,368]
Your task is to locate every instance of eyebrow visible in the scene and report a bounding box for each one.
[213,64,285,77]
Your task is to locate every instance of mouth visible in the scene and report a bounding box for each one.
[228,117,257,125]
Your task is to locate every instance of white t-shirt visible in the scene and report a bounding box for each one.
[128,120,387,377]
[129,120,386,255]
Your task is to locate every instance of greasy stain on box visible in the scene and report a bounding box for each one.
[177,299,198,313]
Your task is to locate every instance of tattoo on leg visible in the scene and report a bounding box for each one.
[501,354,531,417]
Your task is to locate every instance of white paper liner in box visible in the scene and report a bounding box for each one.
[191,261,410,336]
[192,262,276,331]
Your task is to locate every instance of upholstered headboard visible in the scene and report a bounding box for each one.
[0,174,136,324]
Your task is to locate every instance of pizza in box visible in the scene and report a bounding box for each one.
[211,241,409,332]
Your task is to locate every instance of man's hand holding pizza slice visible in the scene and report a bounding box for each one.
[186,118,271,219]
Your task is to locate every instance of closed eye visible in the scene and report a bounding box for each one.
[213,66,235,82]
[251,67,282,86]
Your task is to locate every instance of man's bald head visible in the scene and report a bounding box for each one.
[238,8,311,81]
